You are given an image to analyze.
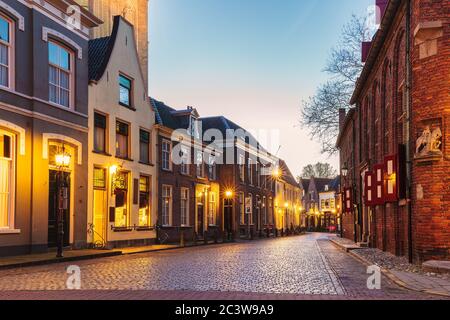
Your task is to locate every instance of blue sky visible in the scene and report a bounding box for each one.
[149,0,372,178]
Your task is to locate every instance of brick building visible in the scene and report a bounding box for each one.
[337,0,449,263]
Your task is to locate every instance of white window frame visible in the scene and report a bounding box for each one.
[248,158,253,185]
[208,191,217,226]
[239,154,245,182]
[180,145,189,175]
[0,129,16,232]
[180,187,189,226]
[0,13,14,90]
[48,40,74,109]
[161,139,172,171]
[162,185,172,226]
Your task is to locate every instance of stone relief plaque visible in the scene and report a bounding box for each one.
[414,118,443,162]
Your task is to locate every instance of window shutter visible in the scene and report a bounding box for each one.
[373,164,384,205]
[364,172,374,206]
[397,144,407,200]
[344,188,353,213]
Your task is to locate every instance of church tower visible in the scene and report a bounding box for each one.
[77,0,149,88]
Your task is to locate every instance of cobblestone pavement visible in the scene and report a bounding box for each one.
[0,233,444,300]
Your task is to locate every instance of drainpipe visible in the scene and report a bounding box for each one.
[405,0,413,263]
[353,107,358,243]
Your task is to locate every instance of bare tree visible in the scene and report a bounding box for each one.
[301,163,338,179]
[301,14,371,155]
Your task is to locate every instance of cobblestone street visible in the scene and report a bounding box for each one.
[0,234,444,300]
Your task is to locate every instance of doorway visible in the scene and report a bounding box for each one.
[197,194,205,235]
[224,198,233,234]
[48,170,70,247]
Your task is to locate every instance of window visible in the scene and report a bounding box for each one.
[0,130,14,229]
[189,116,200,139]
[256,163,261,187]
[239,154,245,182]
[119,74,132,107]
[138,176,151,227]
[94,112,107,153]
[180,146,189,175]
[248,158,253,185]
[196,151,204,178]
[162,185,172,226]
[269,198,273,224]
[208,155,216,180]
[208,192,217,225]
[0,14,12,88]
[181,188,189,226]
[48,42,72,108]
[262,196,267,225]
[139,129,150,164]
[161,140,171,171]
[114,171,129,228]
[247,194,253,225]
[93,167,106,189]
[116,121,129,159]
[239,192,245,225]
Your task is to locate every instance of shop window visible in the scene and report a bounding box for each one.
[138,176,150,227]
[114,171,129,228]
[0,130,14,229]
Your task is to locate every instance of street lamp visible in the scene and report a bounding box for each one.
[55,147,71,258]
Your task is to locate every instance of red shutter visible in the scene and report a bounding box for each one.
[344,187,353,213]
[364,172,374,206]
[384,155,398,202]
[373,164,384,205]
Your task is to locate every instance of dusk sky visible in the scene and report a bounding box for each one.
[149,0,372,178]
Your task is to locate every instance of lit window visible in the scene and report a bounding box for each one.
[94,113,107,153]
[93,167,106,189]
[0,14,12,88]
[119,74,132,107]
[139,176,151,227]
[49,42,72,108]
[139,129,150,164]
[116,121,129,159]
[161,140,171,171]
[114,171,129,228]
[181,188,189,226]
[239,192,245,225]
[162,185,172,226]
[196,151,204,178]
[208,192,216,225]
[0,130,14,229]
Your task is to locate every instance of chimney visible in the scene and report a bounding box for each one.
[376,0,388,24]
[362,41,372,63]
[339,108,346,132]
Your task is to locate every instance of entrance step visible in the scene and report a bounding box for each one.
[358,242,369,248]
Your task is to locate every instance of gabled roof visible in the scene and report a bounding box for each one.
[350,0,401,105]
[88,16,120,82]
[151,98,198,130]
[313,177,335,193]
[279,159,300,188]
[300,178,310,191]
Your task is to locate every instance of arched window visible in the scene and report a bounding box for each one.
[0,128,15,229]
[0,13,13,88]
[48,41,74,108]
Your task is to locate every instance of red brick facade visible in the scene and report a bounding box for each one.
[337,0,449,263]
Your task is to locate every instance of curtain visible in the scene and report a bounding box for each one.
[0,158,10,228]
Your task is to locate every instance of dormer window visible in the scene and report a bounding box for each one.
[119,74,132,107]
[189,116,200,139]
[0,14,12,88]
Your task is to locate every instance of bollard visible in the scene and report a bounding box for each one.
[193,232,197,245]
[214,230,218,244]
[266,228,270,238]
[203,231,208,245]
[180,230,185,247]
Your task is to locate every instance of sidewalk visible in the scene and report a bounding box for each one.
[0,240,231,270]
[328,235,450,297]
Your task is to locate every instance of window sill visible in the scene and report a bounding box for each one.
[0,229,21,235]
[112,227,133,232]
[136,227,154,232]
[139,161,154,167]
[115,156,134,162]
[119,102,136,111]
[93,150,112,157]
[162,168,173,173]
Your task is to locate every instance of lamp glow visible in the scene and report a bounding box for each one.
[55,153,71,167]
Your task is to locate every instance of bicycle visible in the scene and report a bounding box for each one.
[87,223,107,249]
[155,224,169,244]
